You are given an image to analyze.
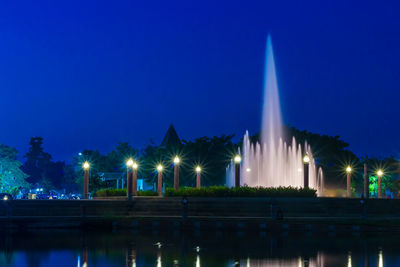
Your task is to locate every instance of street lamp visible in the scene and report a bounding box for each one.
[195,166,202,188]
[157,164,163,196]
[234,155,241,188]
[364,163,369,199]
[126,158,134,200]
[346,166,352,198]
[303,154,310,188]
[82,161,90,199]
[132,162,138,196]
[173,156,180,190]
[377,169,384,198]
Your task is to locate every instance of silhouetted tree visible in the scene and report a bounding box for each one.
[22,137,52,184]
[140,135,237,187]
[22,137,76,191]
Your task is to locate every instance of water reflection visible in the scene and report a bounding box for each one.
[347,252,352,267]
[126,247,136,267]
[0,230,397,266]
[156,249,161,267]
[196,254,200,267]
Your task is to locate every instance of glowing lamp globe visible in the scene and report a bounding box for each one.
[303,155,310,164]
[377,170,383,177]
[132,162,138,170]
[234,155,242,164]
[195,166,201,173]
[126,158,134,167]
[173,156,180,164]
[157,165,163,172]
[83,161,90,170]
[346,166,352,173]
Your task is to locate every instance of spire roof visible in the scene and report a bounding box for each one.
[161,124,181,147]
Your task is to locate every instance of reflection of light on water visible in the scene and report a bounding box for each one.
[77,256,80,267]
[82,263,87,267]
[157,250,162,267]
[347,252,352,267]
[316,252,325,267]
[157,255,161,267]
[239,258,319,266]
[379,249,383,267]
[196,254,200,267]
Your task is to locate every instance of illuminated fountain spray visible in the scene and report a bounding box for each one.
[226,36,324,195]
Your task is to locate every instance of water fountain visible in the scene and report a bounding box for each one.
[226,36,324,195]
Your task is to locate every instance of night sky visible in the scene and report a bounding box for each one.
[1,0,399,161]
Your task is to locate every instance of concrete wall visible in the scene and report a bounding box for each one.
[0,197,399,231]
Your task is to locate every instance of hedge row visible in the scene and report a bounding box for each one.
[95,186,317,198]
[95,188,158,197]
[164,186,316,198]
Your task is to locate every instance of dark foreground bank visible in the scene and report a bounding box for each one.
[1,197,400,232]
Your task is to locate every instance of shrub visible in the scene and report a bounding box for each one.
[95,188,158,197]
[164,186,316,198]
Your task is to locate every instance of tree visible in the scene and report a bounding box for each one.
[182,135,237,186]
[73,149,106,194]
[22,137,78,192]
[0,144,30,194]
[140,135,237,187]
[22,137,52,184]
[106,142,139,172]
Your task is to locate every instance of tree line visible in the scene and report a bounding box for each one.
[0,127,399,196]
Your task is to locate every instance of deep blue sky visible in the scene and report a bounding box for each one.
[0,0,399,161]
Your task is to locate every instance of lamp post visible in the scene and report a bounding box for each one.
[132,162,138,196]
[173,156,180,190]
[157,164,163,196]
[234,155,241,188]
[82,161,90,199]
[126,159,134,200]
[364,164,369,199]
[377,169,383,198]
[346,166,352,198]
[196,166,201,188]
[303,154,310,188]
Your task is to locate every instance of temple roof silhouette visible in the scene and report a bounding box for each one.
[161,124,181,147]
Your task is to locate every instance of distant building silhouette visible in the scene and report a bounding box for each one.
[161,124,181,147]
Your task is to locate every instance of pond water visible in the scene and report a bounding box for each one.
[0,230,398,266]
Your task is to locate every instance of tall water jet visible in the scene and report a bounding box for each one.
[226,35,323,195]
[261,36,283,146]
